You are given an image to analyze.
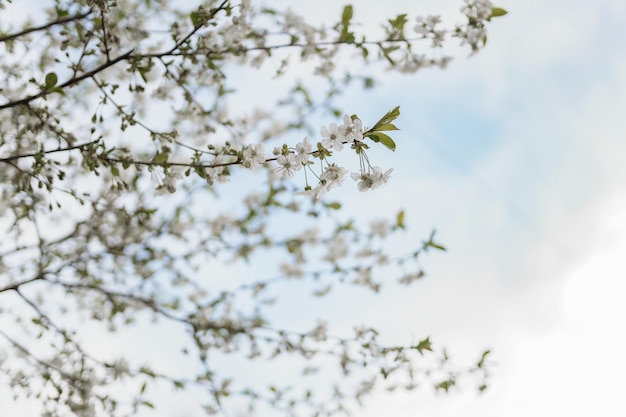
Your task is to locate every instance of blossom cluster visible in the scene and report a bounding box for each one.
[411,0,500,58]
[457,0,497,51]
[155,112,392,198]
[152,113,393,198]
[271,114,392,200]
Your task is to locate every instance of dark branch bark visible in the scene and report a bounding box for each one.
[0,275,44,293]
[0,11,92,43]
[0,140,99,162]
[0,50,134,110]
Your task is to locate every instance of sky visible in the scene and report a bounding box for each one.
[259,0,626,415]
[2,0,626,416]
[336,0,626,416]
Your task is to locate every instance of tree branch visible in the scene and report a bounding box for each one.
[0,50,134,110]
[0,11,92,43]
[0,140,99,162]
[0,275,44,293]
[165,0,229,55]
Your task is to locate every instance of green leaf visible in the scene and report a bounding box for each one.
[341,5,353,26]
[396,210,405,229]
[379,135,396,151]
[190,11,203,28]
[326,202,341,210]
[152,152,169,164]
[189,11,209,29]
[491,7,508,17]
[367,132,396,151]
[388,14,408,30]
[339,5,355,43]
[477,349,491,369]
[56,7,69,18]
[110,166,120,177]
[387,14,408,37]
[141,401,155,409]
[428,242,446,251]
[415,337,433,355]
[139,366,156,377]
[371,106,400,131]
[44,72,58,89]
[137,67,148,83]
[425,229,447,251]
[435,379,455,393]
[50,86,65,95]
[375,123,399,131]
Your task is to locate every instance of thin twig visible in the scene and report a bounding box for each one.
[0,11,92,43]
[0,140,98,162]
[0,50,134,110]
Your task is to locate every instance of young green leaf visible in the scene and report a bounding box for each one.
[396,210,405,229]
[153,152,169,164]
[341,5,353,26]
[44,72,58,89]
[339,5,355,42]
[415,337,433,355]
[371,106,400,131]
[190,11,203,28]
[435,379,455,393]
[425,229,447,251]
[375,123,399,131]
[367,132,396,151]
[477,349,491,369]
[491,7,508,17]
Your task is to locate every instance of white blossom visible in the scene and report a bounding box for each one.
[462,0,494,20]
[314,59,335,77]
[458,26,488,51]
[297,184,328,201]
[280,262,304,278]
[415,15,442,35]
[307,320,328,341]
[242,143,266,169]
[320,122,345,151]
[156,168,183,195]
[370,220,389,238]
[351,167,393,192]
[352,268,380,292]
[109,358,130,379]
[275,153,299,178]
[295,136,313,165]
[340,114,363,143]
[319,164,347,190]
[299,227,319,244]
[324,234,348,262]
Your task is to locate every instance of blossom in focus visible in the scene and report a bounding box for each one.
[351,167,393,192]
[295,136,313,165]
[320,164,348,190]
[320,123,345,151]
[242,143,266,169]
[340,114,363,143]
[275,153,299,178]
